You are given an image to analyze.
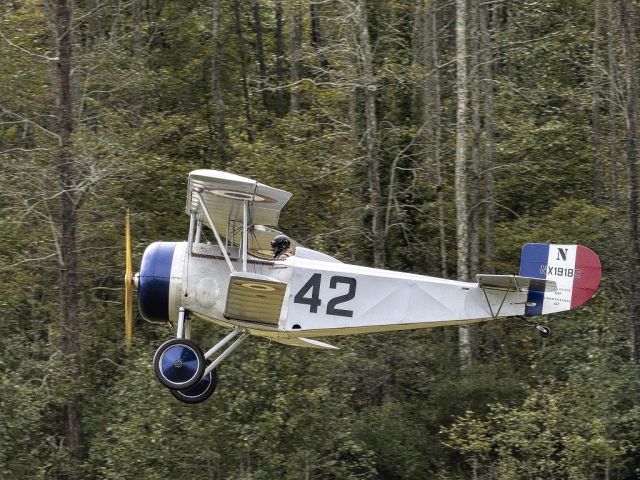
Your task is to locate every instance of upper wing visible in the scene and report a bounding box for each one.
[186,169,292,235]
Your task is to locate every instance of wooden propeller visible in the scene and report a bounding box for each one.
[124,209,133,351]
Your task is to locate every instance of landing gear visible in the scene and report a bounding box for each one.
[153,338,205,390]
[535,325,551,337]
[153,307,248,403]
[512,316,551,338]
[170,362,218,404]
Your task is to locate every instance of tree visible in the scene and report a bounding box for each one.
[211,0,228,164]
[46,0,83,460]
[355,0,384,268]
[251,0,269,110]
[592,0,605,207]
[1,1,640,478]
[620,0,640,365]
[274,0,287,116]
[455,0,471,367]
[607,0,621,204]
[288,2,304,112]
[233,0,254,142]
[419,0,447,277]
[480,1,496,273]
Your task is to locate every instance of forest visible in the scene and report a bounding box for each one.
[1,0,640,478]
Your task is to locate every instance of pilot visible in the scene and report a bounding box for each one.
[271,235,294,260]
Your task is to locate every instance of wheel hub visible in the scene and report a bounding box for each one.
[158,343,201,385]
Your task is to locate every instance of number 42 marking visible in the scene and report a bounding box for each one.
[294,273,357,317]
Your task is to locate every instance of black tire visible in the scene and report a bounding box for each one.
[170,364,218,404]
[536,325,551,338]
[153,338,205,390]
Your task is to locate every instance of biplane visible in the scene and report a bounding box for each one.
[123,169,602,403]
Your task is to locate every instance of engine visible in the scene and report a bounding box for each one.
[137,242,180,323]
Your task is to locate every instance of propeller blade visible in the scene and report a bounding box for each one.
[124,209,133,351]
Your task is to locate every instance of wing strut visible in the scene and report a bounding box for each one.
[194,215,203,243]
[480,287,510,319]
[242,200,248,272]
[476,274,557,318]
[187,208,196,254]
[195,190,235,273]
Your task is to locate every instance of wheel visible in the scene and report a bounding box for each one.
[153,338,205,390]
[170,364,218,404]
[536,325,551,338]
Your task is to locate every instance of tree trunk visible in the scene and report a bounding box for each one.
[348,85,358,141]
[348,22,360,140]
[133,0,142,52]
[357,0,384,269]
[310,1,329,72]
[456,0,471,368]
[432,5,447,278]
[233,0,254,142]
[480,1,495,273]
[470,0,481,278]
[289,3,304,112]
[96,0,105,40]
[251,0,269,110]
[469,0,484,363]
[480,0,499,355]
[607,0,620,205]
[49,0,83,459]
[592,0,605,207]
[620,0,640,364]
[275,0,287,116]
[421,0,447,278]
[111,0,120,42]
[211,0,228,163]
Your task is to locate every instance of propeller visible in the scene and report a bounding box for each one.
[124,209,133,351]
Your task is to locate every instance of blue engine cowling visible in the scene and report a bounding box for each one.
[137,242,179,322]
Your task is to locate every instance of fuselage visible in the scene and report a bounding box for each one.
[137,241,531,341]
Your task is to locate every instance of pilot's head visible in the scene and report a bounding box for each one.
[271,235,291,257]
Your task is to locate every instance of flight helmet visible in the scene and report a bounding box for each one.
[271,235,291,256]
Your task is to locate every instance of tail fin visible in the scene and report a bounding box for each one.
[519,243,601,316]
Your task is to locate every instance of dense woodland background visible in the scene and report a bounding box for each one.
[1,0,640,478]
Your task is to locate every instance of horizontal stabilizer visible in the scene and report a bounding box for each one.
[477,274,557,292]
[224,272,287,325]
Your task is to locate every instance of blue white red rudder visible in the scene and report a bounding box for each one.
[519,243,601,316]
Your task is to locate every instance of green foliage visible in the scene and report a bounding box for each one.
[443,377,636,480]
[1,0,639,478]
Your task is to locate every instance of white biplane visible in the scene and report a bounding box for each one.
[123,169,601,403]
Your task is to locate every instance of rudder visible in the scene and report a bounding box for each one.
[519,243,601,316]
